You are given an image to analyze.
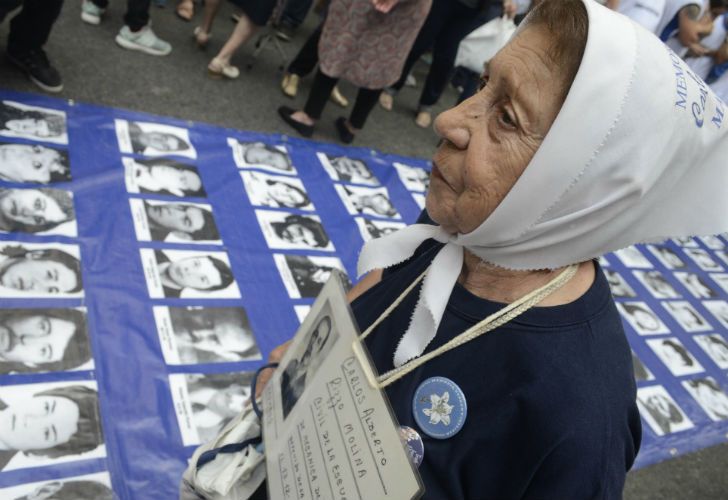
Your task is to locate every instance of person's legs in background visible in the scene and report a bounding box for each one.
[193,0,222,48]
[274,0,313,41]
[334,87,381,143]
[207,11,261,79]
[6,0,64,92]
[278,68,338,137]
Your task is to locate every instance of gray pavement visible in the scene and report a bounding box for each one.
[1,2,727,499]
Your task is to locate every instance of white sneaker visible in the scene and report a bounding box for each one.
[115,25,172,56]
[81,0,105,25]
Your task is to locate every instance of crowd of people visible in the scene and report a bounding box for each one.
[3,0,728,142]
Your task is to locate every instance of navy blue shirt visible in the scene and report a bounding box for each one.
[351,232,641,499]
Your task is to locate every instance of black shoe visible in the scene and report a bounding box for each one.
[335,117,355,144]
[7,48,63,93]
[278,106,314,138]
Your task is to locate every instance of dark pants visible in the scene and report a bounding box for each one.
[304,69,381,129]
[280,0,312,28]
[4,0,63,53]
[91,0,151,31]
[287,21,322,77]
[391,0,501,107]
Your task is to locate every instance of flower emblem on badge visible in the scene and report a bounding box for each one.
[423,391,453,425]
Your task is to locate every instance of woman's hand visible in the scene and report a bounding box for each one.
[372,0,400,14]
[255,341,291,398]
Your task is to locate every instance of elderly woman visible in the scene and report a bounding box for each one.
[206,0,727,498]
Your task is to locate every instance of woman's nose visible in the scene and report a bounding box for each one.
[433,105,471,150]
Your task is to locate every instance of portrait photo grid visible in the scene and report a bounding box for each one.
[1,90,725,496]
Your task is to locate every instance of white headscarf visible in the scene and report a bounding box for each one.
[358,0,728,367]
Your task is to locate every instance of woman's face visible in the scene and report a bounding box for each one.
[695,383,728,417]
[646,394,673,419]
[427,26,566,234]
[633,309,660,331]
[142,132,184,152]
[0,395,78,451]
[0,145,65,183]
[208,385,249,417]
[149,165,201,193]
[0,257,78,293]
[662,343,691,367]
[5,119,53,138]
[364,194,394,215]
[147,204,204,234]
[282,223,318,247]
[0,190,66,227]
[269,182,306,207]
[246,146,289,170]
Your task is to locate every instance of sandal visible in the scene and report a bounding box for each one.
[415,110,432,128]
[193,26,211,49]
[330,86,349,107]
[176,0,194,21]
[379,92,393,111]
[208,57,239,79]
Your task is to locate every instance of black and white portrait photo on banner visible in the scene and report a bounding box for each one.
[646,337,704,376]
[115,119,196,159]
[702,300,728,329]
[294,305,311,324]
[631,351,654,382]
[616,301,670,335]
[129,199,221,244]
[710,273,728,294]
[604,270,637,298]
[693,334,728,369]
[355,217,407,242]
[228,139,295,175]
[647,245,687,270]
[614,246,653,269]
[122,157,206,198]
[0,142,71,184]
[682,377,728,421]
[139,249,240,299]
[632,270,681,299]
[153,306,261,365]
[700,236,725,250]
[256,210,334,252]
[169,371,253,446]
[411,192,427,210]
[0,101,67,145]
[0,471,113,500]
[317,153,378,186]
[637,385,693,436]
[661,301,712,332]
[674,237,700,248]
[240,171,314,211]
[334,184,401,219]
[0,380,104,472]
[675,272,720,299]
[0,187,76,236]
[393,161,430,192]
[0,308,91,375]
[280,308,338,420]
[0,242,83,298]
[274,253,349,299]
[683,248,722,272]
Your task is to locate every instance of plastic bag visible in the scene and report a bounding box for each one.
[455,16,517,74]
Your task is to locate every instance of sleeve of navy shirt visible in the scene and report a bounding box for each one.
[351,210,642,499]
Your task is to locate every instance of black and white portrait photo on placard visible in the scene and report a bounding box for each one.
[0,187,76,236]
[700,236,725,250]
[673,237,699,248]
[647,337,704,376]
[256,210,334,251]
[0,101,67,144]
[637,385,693,436]
[683,377,728,421]
[674,272,719,299]
[122,157,206,198]
[240,171,314,211]
[661,301,712,332]
[0,308,91,375]
[631,351,654,382]
[129,199,220,244]
[647,245,687,270]
[153,306,261,365]
[0,380,104,472]
[355,217,407,242]
[616,302,670,335]
[169,372,253,446]
[632,270,680,299]
[614,246,653,269]
[393,162,430,192]
[683,248,722,272]
[0,142,70,184]
[274,253,349,299]
[702,300,728,329]
[334,184,401,219]
[604,270,637,298]
[709,273,728,294]
[0,472,114,500]
[0,242,83,298]
[693,334,728,369]
[411,192,427,210]
[139,249,239,299]
[115,119,196,158]
[317,153,378,186]
[280,309,338,420]
[228,139,295,175]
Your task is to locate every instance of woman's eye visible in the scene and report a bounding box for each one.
[499,109,516,129]
[33,161,43,170]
